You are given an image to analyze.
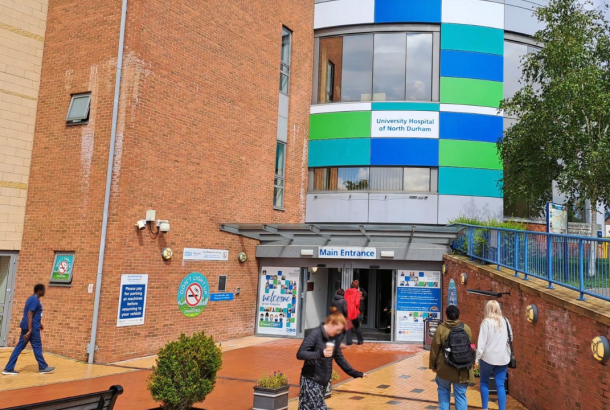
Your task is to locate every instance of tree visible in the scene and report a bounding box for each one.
[499,0,610,237]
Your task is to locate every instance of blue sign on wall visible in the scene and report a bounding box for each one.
[448,279,458,307]
[210,292,234,302]
[397,287,442,312]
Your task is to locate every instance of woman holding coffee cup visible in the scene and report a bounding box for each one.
[296,308,367,409]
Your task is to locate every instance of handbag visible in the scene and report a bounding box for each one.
[504,317,517,369]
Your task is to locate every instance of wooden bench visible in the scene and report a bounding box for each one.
[5,385,123,410]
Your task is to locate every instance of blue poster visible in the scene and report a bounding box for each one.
[210,292,234,301]
[116,274,148,327]
[397,287,442,312]
[448,279,458,307]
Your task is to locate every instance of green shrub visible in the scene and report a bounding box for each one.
[255,371,289,389]
[449,216,527,256]
[331,369,340,382]
[148,331,222,410]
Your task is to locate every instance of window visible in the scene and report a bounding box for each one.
[326,61,335,101]
[308,167,438,193]
[369,167,403,191]
[317,32,435,104]
[504,41,541,100]
[274,142,286,208]
[404,167,436,192]
[218,275,227,292]
[280,28,291,94]
[66,93,91,124]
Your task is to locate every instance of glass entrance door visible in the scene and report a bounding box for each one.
[0,254,17,347]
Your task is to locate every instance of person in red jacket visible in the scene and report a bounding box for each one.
[344,281,363,345]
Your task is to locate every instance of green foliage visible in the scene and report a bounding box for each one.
[255,371,289,389]
[448,216,527,230]
[499,0,610,234]
[331,369,340,382]
[148,331,222,410]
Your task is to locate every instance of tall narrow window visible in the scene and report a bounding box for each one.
[280,28,292,95]
[326,61,335,102]
[274,142,286,208]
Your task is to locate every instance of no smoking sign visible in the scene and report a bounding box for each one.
[177,272,209,318]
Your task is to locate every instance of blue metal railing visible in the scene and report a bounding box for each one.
[451,225,610,302]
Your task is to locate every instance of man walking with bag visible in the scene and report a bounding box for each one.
[429,305,475,410]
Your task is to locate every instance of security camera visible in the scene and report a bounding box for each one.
[157,220,170,234]
[135,220,147,230]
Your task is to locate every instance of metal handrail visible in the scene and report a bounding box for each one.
[451,224,610,302]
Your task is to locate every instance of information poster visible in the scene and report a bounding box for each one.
[116,274,148,327]
[50,253,75,284]
[257,267,300,336]
[177,272,210,318]
[396,270,441,342]
[547,202,567,234]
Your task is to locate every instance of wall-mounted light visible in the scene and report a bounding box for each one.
[238,252,247,263]
[591,336,610,364]
[460,272,468,285]
[301,249,314,256]
[442,264,447,275]
[312,267,318,273]
[526,304,538,323]
[161,248,173,260]
[380,251,394,258]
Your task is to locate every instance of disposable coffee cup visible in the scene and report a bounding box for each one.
[326,342,335,349]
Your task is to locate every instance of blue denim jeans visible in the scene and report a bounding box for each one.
[479,360,508,410]
[4,329,48,371]
[436,375,468,410]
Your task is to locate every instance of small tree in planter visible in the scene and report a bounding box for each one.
[324,369,341,399]
[147,331,222,410]
[253,371,289,410]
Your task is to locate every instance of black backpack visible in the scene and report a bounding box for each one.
[443,323,474,370]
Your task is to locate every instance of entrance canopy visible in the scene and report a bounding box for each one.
[220,224,464,261]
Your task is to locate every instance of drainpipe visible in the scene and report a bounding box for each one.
[87,0,128,364]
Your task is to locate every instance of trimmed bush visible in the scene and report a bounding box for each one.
[255,371,289,389]
[148,331,222,410]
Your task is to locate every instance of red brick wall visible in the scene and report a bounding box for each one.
[12,0,314,362]
[444,256,610,410]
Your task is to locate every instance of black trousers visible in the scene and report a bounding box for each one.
[346,319,363,345]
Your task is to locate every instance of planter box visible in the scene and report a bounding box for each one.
[253,385,289,410]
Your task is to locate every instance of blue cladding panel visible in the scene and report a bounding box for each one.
[440,112,503,143]
[371,139,439,166]
[309,139,371,167]
[375,0,441,23]
[439,167,503,198]
[440,50,503,82]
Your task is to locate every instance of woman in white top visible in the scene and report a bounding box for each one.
[475,300,513,410]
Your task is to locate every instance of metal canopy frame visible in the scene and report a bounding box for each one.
[220,223,464,244]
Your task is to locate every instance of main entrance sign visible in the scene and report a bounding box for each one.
[318,247,377,259]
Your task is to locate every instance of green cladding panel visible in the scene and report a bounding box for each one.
[440,77,503,108]
[308,139,371,167]
[440,140,502,170]
[310,111,372,140]
[439,167,503,198]
[441,24,504,55]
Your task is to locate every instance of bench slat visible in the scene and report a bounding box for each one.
[5,386,122,410]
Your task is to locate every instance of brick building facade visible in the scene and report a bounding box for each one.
[9,0,313,362]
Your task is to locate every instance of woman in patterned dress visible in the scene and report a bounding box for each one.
[296,308,366,409]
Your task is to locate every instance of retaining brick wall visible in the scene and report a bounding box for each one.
[444,255,610,410]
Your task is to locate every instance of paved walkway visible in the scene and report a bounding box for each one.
[0,338,420,409]
[288,351,527,410]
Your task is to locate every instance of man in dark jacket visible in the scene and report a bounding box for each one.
[429,305,475,410]
[330,289,348,346]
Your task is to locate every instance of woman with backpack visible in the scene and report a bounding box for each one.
[296,308,366,409]
[475,300,514,410]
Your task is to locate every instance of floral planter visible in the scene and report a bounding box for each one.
[253,385,289,410]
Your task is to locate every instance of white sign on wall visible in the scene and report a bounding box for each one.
[116,274,148,327]
[318,247,377,259]
[183,248,229,261]
[257,267,301,336]
[371,111,439,139]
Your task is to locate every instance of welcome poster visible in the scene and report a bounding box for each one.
[257,267,301,336]
[395,270,441,342]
